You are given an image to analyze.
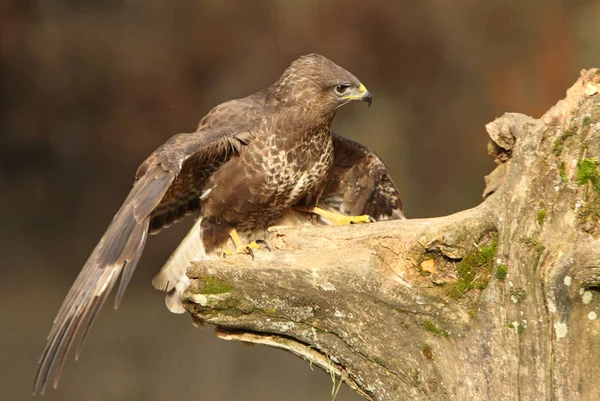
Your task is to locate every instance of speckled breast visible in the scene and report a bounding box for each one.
[239,127,334,232]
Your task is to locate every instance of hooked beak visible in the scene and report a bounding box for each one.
[342,83,372,107]
[361,88,372,107]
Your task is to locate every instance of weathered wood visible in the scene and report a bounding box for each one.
[183,69,600,400]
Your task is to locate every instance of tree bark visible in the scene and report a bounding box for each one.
[182,69,600,400]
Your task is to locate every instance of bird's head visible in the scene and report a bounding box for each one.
[274,53,372,114]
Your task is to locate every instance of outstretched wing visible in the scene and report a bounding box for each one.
[320,133,405,220]
[33,124,256,395]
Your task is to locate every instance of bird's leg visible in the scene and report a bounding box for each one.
[301,205,375,225]
[223,228,271,260]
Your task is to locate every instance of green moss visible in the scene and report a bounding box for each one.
[582,116,592,127]
[507,322,526,334]
[558,161,567,182]
[508,322,525,334]
[553,128,576,157]
[199,276,232,294]
[445,234,497,298]
[446,282,468,298]
[537,209,547,225]
[264,308,277,315]
[519,236,545,253]
[213,297,240,310]
[577,202,600,230]
[194,296,243,317]
[495,265,508,281]
[576,158,600,193]
[423,320,449,338]
[510,287,527,303]
[373,356,386,366]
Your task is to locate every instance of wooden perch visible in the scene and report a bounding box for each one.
[183,69,600,400]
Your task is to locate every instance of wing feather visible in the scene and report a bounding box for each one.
[33,170,172,394]
[147,127,256,233]
[34,125,258,394]
[321,133,405,220]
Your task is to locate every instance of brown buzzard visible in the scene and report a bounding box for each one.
[34,54,404,394]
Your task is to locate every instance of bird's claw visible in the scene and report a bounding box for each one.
[307,206,376,225]
[255,239,272,252]
[246,246,254,260]
[345,214,375,224]
[223,239,271,260]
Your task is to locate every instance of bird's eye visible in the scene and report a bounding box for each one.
[335,84,349,94]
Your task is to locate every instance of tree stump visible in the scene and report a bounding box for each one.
[182,69,600,400]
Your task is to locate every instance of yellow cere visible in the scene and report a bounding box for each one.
[343,83,368,100]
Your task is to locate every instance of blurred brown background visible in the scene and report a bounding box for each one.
[1,1,599,400]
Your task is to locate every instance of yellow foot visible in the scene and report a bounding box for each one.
[305,206,376,225]
[222,229,271,260]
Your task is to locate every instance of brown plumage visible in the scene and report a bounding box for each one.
[322,133,404,221]
[34,54,403,394]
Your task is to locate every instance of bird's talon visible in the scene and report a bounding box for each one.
[255,239,272,251]
[368,216,377,223]
[246,246,255,260]
[308,206,375,225]
[348,215,372,224]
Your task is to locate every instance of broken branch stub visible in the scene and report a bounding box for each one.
[183,69,600,401]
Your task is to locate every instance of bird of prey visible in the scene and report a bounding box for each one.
[34,53,404,394]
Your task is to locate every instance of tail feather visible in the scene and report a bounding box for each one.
[153,218,212,313]
[164,280,193,314]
